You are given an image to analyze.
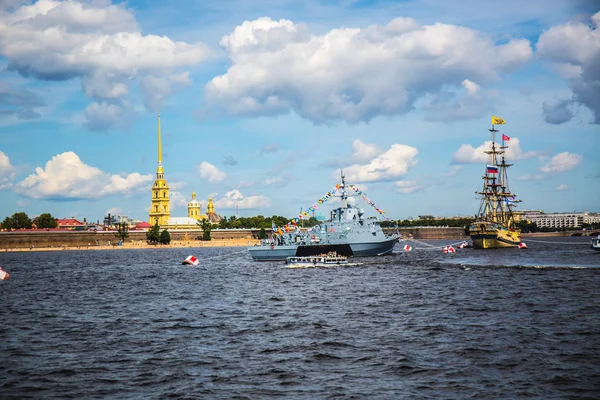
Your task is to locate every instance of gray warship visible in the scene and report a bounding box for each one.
[248,174,398,261]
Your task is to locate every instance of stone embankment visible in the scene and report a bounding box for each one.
[0,229,261,251]
[0,227,470,251]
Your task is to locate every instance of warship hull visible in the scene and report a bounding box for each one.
[248,237,397,261]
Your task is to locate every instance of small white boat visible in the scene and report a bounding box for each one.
[284,252,361,268]
[591,235,600,252]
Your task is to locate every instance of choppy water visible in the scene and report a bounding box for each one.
[1,237,599,399]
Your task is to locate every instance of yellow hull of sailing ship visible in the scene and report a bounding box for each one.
[470,226,521,249]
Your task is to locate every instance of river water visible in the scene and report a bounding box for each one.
[1,237,599,399]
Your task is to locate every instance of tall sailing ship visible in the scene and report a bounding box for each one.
[469,116,522,249]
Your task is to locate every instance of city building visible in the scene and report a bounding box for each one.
[56,217,87,230]
[522,211,600,229]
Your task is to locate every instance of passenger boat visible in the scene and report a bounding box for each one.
[592,235,600,251]
[284,252,361,268]
[469,116,522,249]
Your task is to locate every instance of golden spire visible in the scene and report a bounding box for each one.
[156,114,164,175]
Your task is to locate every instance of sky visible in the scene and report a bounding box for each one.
[0,0,599,223]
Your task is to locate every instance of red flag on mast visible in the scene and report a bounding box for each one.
[502,134,510,141]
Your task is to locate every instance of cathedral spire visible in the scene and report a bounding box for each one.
[156,114,164,176]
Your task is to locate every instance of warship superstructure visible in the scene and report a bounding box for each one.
[248,174,398,261]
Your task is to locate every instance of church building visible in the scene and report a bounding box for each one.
[149,115,222,229]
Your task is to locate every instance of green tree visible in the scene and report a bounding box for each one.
[115,222,129,243]
[32,213,58,229]
[6,212,32,229]
[199,218,212,241]
[1,216,13,230]
[146,223,160,243]
[258,227,267,239]
[159,229,171,244]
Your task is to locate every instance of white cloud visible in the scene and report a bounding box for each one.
[197,161,227,183]
[461,79,480,95]
[537,12,600,124]
[556,184,568,191]
[540,152,582,173]
[340,143,418,183]
[0,0,209,129]
[213,189,270,209]
[452,138,539,164]
[395,179,423,194]
[350,139,383,163]
[205,16,532,123]
[0,150,16,189]
[265,176,285,186]
[83,101,133,132]
[15,151,153,199]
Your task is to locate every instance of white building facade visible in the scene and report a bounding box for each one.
[523,211,600,229]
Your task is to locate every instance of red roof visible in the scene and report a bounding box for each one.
[56,218,85,226]
[135,221,152,228]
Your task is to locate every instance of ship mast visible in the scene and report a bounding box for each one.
[475,121,518,227]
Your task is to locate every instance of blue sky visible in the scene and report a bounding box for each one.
[0,0,598,223]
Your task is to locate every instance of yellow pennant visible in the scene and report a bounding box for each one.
[492,115,506,125]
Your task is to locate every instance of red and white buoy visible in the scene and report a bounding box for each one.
[0,267,10,280]
[443,245,456,254]
[518,242,528,249]
[403,244,413,252]
[457,241,469,249]
[182,255,199,266]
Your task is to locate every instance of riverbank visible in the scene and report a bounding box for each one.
[1,238,259,253]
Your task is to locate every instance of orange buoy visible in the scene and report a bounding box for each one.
[0,267,10,280]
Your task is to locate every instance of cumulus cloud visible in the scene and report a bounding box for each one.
[338,143,418,183]
[83,101,133,132]
[15,151,153,199]
[395,179,423,194]
[542,98,575,125]
[421,79,492,122]
[197,161,227,183]
[0,81,44,120]
[0,150,16,189]
[452,138,539,164]
[205,16,532,124]
[213,189,270,209]
[540,152,582,173]
[537,12,600,124]
[0,0,209,129]
[350,139,383,163]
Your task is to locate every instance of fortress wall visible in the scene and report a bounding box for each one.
[0,229,261,249]
[384,227,467,240]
